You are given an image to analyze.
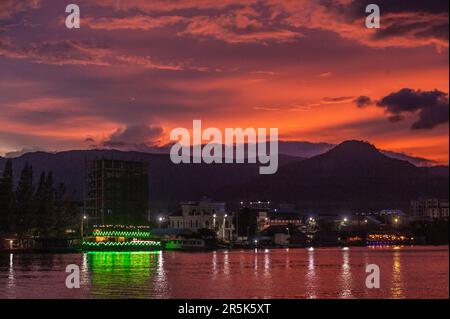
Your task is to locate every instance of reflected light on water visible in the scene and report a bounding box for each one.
[264,251,270,278]
[7,253,14,289]
[0,247,447,299]
[340,250,353,299]
[212,251,218,279]
[86,251,161,298]
[391,251,404,299]
[154,252,168,298]
[223,250,230,277]
[80,253,90,286]
[254,250,259,273]
[305,249,317,299]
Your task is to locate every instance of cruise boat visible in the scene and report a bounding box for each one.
[81,225,163,252]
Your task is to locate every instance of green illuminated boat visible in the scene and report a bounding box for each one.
[81,226,163,252]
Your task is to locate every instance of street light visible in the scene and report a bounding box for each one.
[158,217,164,228]
[81,215,88,240]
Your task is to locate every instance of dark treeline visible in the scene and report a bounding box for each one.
[0,159,78,237]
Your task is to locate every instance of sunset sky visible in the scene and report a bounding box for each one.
[0,0,448,163]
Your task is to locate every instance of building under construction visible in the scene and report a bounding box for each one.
[85,158,149,226]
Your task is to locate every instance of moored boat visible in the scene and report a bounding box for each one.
[81,225,162,252]
[164,238,208,251]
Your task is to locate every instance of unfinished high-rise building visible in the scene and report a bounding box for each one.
[85,158,149,225]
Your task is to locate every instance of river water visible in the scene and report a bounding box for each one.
[0,246,448,299]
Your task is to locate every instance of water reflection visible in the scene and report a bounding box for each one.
[390,251,404,299]
[223,250,230,277]
[80,253,90,287]
[86,251,161,298]
[305,249,317,299]
[0,247,447,299]
[154,251,168,298]
[212,251,218,279]
[340,249,353,299]
[7,254,14,289]
[264,250,270,275]
[254,249,259,272]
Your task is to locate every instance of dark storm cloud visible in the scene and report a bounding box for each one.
[346,0,449,15]
[388,115,404,123]
[377,88,449,130]
[354,96,373,108]
[340,0,449,47]
[102,124,164,150]
[322,96,354,104]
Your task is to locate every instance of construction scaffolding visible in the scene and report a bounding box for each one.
[84,158,149,226]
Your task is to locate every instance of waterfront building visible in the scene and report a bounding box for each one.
[168,198,233,241]
[410,197,449,220]
[236,200,271,239]
[236,201,306,241]
[259,211,304,231]
[354,210,406,226]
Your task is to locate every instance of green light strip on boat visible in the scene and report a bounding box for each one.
[90,231,152,238]
[82,241,161,247]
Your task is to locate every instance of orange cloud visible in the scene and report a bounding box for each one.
[84,15,186,31]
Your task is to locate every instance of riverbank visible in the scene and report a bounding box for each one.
[2,242,448,254]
